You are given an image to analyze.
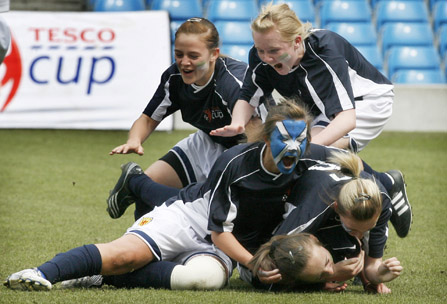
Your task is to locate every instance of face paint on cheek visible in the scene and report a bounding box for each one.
[196,61,208,71]
[276,53,293,72]
[270,120,307,174]
[278,53,292,63]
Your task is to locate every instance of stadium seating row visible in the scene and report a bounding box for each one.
[89,0,447,84]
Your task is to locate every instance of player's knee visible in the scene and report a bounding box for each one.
[170,255,227,290]
[101,246,142,273]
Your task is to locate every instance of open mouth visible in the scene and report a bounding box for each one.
[274,63,283,70]
[282,156,296,168]
[182,68,194,75]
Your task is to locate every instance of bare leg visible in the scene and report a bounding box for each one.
[96,234,155,275]
[145,160,183,189]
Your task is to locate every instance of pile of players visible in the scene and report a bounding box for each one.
[4,3,411,295]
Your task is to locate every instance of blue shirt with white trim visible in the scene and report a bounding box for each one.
[240,29,393,119]
[275,163,392,259]
[144,57,248,148]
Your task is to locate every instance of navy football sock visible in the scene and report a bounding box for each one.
[362,161,393,193]
[103,260,177,289]
[37,244,102,284]
[129,174,180,216]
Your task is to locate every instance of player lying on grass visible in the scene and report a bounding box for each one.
[58,232,359,292]
[4,100,404,293]
[241,151,403,294]
[4,99,316,291]
[48,155,404,294]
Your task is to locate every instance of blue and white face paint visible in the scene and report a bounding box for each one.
[270,119,307,174]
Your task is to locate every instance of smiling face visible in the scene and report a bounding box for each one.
[174,33,218,86]
[253,28,304,75]
[299,244,335,283]
[269,119,307,174]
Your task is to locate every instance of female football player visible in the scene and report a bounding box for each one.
[4,99,315,291]
[210,3,411,238]
[109,17,263,194]
[246,151,403,294]
[211,2,393,153]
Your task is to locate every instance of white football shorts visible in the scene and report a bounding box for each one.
[169,130,226,184]
[312,94,393,152]
[125,200,232,275]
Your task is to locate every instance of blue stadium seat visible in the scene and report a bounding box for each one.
[429,0,444,11]
[386,46,442,78]
[433,1,447,33]
[437,24,447,59]
[356,45,384,70]
[206,0,259,22]
[392,69,446,84]
[326,22,377,46]
[151,0,202,20]
[371,0,425,10]
[214,21,253,45]
[314,0,373,6]
[145,0,153,8]
[380,22,435,57]
[93,0,145,11]
[319,0,372,28]
[271,0,316,24]
[375,1,430,31]
[170,20,186,42]
[220,44,252,63]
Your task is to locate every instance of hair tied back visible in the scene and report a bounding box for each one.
[354,193,372,203]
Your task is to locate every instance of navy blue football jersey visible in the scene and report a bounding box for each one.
[275,162,392,259]
[165,142,355,254]
[240,29,393,119]
[144,57,248,148]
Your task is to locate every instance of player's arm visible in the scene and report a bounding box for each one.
[211,231,253,267]
[364,255,403,285]
[210,99,255,137]
[110,114,160,155]
[311,109,356,147]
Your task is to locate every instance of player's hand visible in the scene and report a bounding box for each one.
[210,124,245,137]
[256,268,282,284]
[330,250,365,282]
[377,257,403,283]
[109,141,144,155]
[323,281,348,292]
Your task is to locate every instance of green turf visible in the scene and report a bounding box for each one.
[0,129,446,303]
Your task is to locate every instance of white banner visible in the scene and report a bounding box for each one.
[0,10,173,130]
[0,0,8,13]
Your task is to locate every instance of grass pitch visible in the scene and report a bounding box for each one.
[0,129,446,303]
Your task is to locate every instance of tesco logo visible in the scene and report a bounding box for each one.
[29,27,116,43]
[1,26,118,112]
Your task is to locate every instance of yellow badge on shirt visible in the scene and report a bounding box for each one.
[138,217,153,226]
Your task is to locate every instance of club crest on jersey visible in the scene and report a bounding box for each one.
[138,217,153,226]
[203,106,224,122]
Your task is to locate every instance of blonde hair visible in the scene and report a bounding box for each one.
[329,151,382,220]
[249,233,320,285]
[251,3,313,42]
[254,97,312,148]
